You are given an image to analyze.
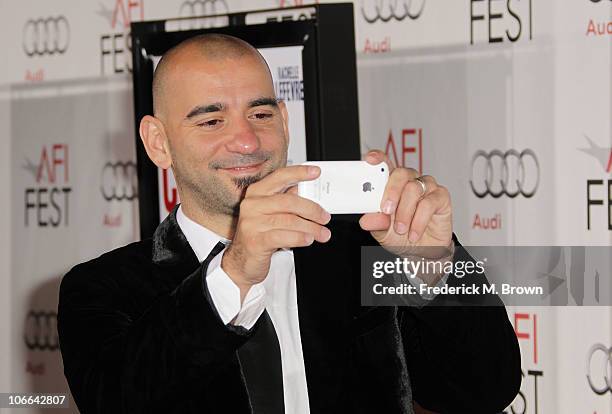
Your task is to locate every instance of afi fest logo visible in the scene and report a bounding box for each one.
[382,128,423,174]
[579,135,612,230]
[97,0,144,75]
[470,0,533,45]
[360,0,426,54]
[586,0,612,37]
[503,312,543,414]
[23,144,71,228]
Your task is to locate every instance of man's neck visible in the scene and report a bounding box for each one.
[180,201,236,240]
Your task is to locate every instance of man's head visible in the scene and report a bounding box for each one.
[140,34,289,219]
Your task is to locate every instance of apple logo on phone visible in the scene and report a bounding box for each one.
[362,182,372,192]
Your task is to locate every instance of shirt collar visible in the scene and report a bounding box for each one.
[176,205,230,263]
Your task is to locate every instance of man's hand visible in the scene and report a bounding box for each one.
[359,150,453,259]
[222,165,332,301]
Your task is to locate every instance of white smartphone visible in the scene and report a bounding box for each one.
[297,161,389,214]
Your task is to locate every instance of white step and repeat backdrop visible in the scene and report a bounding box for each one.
[0,1,611,413]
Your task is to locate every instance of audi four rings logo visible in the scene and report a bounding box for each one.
[178,0,229,29]
[587,344,612,394]
[24,311,58,351]
[361,0,426,24]
[469,149,539,198]
[101,161,138,202]
[22,16,70,57]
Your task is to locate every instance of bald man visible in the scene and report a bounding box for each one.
[58,34,521,414]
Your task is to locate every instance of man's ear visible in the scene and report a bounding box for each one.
[278,100,290,143]
[139,115,172,169]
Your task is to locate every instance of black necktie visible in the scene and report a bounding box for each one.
[238,310,285,414]
[204,240,227,264]
[207,241,285,414]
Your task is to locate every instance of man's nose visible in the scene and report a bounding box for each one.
[225,118,260,154]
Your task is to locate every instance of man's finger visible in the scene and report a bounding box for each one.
[247,193,331,225]
[364,150,395,170]
[379,167,418,215]
[268,214,331,243]
[414,175,438,197]
[359,212,390,232]
[262,229,318,249]
[407,189,447,243]
[393,175,438,234]
[247,165,320,197]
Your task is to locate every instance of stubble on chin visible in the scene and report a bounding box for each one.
[180,155,285,218]
[200,169,267,217]
[232,173,264,191]
[227,175,259,216]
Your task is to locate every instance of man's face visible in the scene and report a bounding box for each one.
[160,51,289,216]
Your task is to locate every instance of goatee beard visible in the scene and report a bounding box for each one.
[232,173,263,190]
[227,175,259,217]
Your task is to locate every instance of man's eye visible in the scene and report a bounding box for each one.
[197,119,222,127]
[252,113,273,120]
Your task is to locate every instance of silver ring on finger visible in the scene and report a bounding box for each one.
[414,176,427,198]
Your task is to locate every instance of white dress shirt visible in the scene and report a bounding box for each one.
[176,206,448,413]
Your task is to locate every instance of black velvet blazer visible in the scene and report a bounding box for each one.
[57,208,521,414]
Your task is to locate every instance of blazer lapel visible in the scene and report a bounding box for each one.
[149,207,252,413]
[151,207,200,278]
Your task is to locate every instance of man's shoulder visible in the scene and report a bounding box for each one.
[61,238,153,290]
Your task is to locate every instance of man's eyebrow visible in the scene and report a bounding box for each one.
[185,103,224,120]
[248,97,280,108]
